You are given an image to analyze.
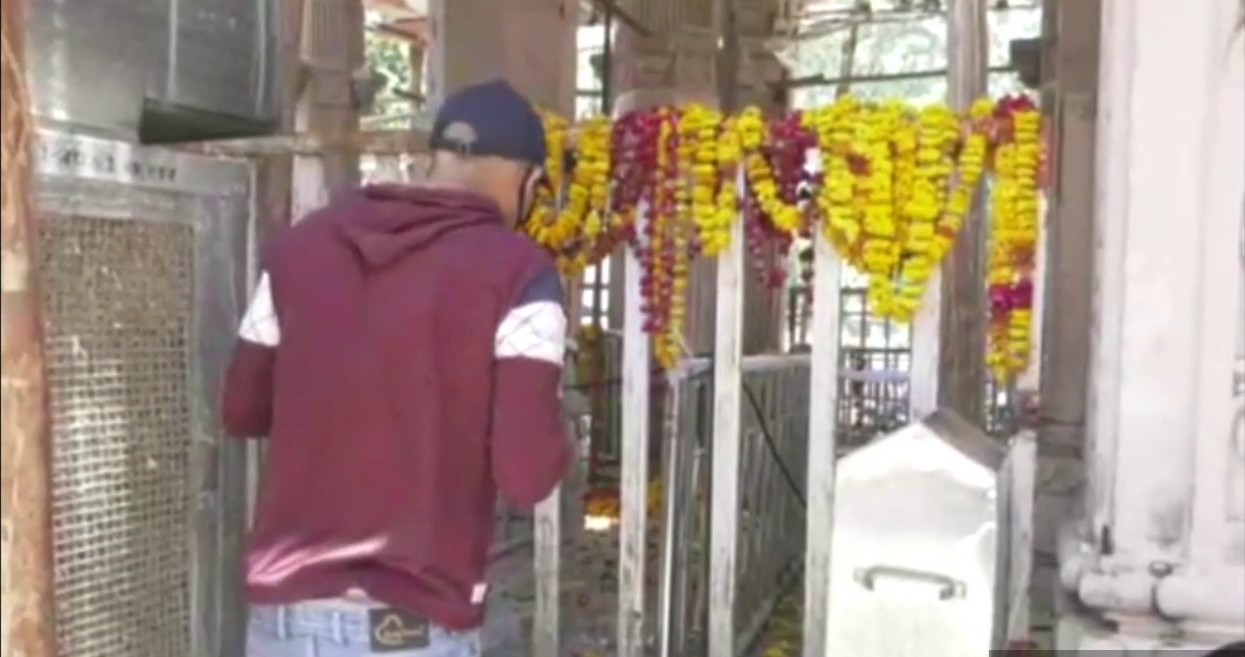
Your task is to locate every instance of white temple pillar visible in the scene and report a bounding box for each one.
[1060,0,1244,649]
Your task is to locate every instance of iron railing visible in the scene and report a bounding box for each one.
[658,355,811,655]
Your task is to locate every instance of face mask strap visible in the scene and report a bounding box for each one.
[515,166,547,229]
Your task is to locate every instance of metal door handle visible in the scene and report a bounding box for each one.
[853,565,966,600]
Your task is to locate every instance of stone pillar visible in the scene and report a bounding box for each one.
[254,0,305,236]
[427,0,578,113]
[610,0,717,353]
[1032,0,1098,636]
[290,0,365,220]
[611,0,790,356]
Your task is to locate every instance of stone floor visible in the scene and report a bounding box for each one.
[482,519,665,657]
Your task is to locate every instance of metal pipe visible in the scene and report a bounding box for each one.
[716,0,740,112]
[781,64,1014,89]
[601,1,614,115]
[798,0,1038,20]
[586,0,650,37]
[1,0,59,654]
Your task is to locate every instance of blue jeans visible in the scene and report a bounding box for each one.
[246,599,481,657]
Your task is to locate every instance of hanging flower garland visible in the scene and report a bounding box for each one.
[740,107,804,238]
[522,94,1041,372]
[524,111,570,253]
[801,98,976,323]
[640,109,680,367]
[744,111,813,289]
[714,117,743,247]
[887,104,960,321]
[570,115,614,276]
[856,102,905,316]
[659,107,697,369]
[687,106,729,255]
[804,97,862,258]
[987,96,1042,383]
[606,111,662,256]
[936,98,996,263]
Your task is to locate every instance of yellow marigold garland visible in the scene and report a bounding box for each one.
[890,109,919,247]
[1010,107,1042,374]
[573,116,613,275]
[520,95,1041,374]
[649,111,677,368]
[709,116,742,254]
[935,98,996,263]
[659,108,699,368]
[804,98,860,257]
[987,101,1042,383]
[740,106,802,237]
[525,111,569,253]
[892,104,959,321]
[684,105,730,255]
[858,101,906,316]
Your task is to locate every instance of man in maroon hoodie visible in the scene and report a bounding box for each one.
[222,79,572,656]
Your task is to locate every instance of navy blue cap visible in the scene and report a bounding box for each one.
[430,79,548,167]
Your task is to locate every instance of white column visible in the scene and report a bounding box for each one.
[1076,0,1244,631]
[1086,0,1240,563]
[909,0,989,420]
[618,203,652,657]
[803,233,843,657]
[707,174,746,657]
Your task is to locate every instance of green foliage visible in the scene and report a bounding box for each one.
[365,29,414,123]
[789,8,1041,109]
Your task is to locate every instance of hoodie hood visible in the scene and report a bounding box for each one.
[333,184,504,268]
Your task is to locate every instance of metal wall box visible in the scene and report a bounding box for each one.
[34,130,253,657]
[824,409,1016,657]
[27,0,280,143]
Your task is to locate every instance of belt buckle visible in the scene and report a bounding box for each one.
[367,608,431,653]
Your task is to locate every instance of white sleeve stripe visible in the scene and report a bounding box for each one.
[495,301,566,365]
[238,272,281,347]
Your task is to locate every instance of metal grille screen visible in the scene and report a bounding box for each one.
[41,215,196,657]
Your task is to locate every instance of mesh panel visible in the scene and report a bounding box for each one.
[41,215,195,657]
